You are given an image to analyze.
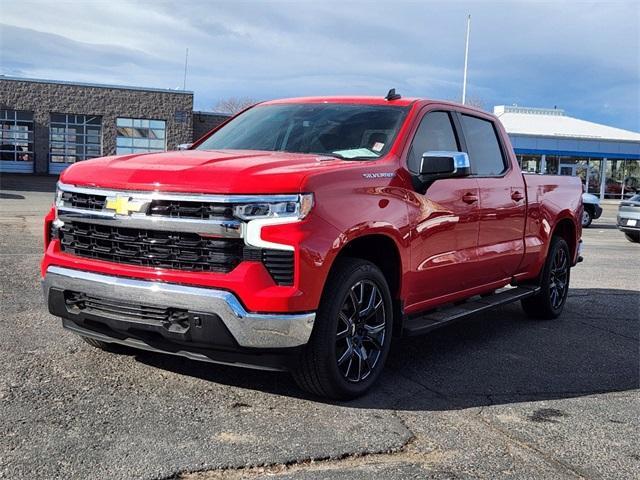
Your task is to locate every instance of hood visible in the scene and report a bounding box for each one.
[60,149,349,194]
[582,193,600,205]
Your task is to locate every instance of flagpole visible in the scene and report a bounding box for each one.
[462,14,471,104]
[183,48,189,91]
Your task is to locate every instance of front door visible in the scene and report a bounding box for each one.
[403,109,481,312]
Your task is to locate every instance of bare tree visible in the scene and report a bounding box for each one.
[464,96,487,111]
[444,95,487,110]
[213,97,259,114]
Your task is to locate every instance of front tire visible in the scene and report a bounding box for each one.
[293,258,393,400]
[625,232,640,243]
[521,236,571,319]
[581,208,593,228]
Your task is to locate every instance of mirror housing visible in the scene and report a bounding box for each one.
[420,151,470,177]
[414,151,471,192]
[177,143,193,150]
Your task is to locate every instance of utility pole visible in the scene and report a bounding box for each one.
[462,14,471,104]
[183,48,189,90]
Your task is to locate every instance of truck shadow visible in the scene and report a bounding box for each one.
[135,288,639,411]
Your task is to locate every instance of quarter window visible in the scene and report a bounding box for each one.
[460,115,506,176]
[49,114,102,164]
[0,110,34,162]
[116,118,166,154]
[407,111,459,173]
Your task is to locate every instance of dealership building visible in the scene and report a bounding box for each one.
[0,76,229,175]
[2,76,639,199]
[495,105,640,199]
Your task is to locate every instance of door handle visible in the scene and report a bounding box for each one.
[462,192,478,204]
[511,191,525,202]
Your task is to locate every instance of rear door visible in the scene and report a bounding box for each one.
[404,109,481,309]
[458,113,526,285]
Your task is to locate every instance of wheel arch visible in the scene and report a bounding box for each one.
[324,232,405,336]
[551,216,578,262]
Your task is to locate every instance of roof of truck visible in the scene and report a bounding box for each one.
[262,96,420,107]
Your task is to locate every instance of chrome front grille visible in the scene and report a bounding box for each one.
[148,200,235,220]
[60,191,107,210]
[54,183,296,285]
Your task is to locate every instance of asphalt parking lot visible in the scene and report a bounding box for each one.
[1,174,638,480]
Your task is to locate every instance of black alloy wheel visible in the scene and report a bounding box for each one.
[548,245,569,310]
[521,236,571,319]
[335,280,387,383]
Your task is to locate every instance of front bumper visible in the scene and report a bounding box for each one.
[617,214,640,233]
[42,266,315,367]
[592,204,603,219]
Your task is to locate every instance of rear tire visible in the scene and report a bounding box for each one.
[581,208,593,228]
[293,258,393,400]
[624,232,640,243]
[521,236,571,319]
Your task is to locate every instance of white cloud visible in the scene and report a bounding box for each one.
[1,0,638,130]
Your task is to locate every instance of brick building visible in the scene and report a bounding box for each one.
[0,76,229,174]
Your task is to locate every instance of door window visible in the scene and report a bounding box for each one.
[460,115,506,176]
[407,111,459,173]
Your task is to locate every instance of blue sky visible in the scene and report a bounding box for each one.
[1,0,639,131]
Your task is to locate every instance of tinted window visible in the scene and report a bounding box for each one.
[196,104,407,160]
[407,111,458,172]
[460,115,506,176]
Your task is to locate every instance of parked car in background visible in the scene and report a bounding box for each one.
[617,194,640,243]
[581,193,603,228]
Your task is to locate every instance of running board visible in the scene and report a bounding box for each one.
[402,286,541,336]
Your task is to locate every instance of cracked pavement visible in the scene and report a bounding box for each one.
[1,175,638,479]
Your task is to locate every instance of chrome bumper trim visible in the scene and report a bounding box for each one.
[42,266,315,349]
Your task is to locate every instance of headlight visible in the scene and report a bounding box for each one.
[234,194,314,220]
[54,184,63,219]
[54,184,63,207]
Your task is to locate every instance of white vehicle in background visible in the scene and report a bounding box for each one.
[582,193,603,228]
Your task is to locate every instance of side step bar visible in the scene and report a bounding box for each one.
[403,285,541,336]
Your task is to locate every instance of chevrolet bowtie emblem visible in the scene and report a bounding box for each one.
[105,195,144,215]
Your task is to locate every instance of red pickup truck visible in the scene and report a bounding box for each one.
[42,93,583,399]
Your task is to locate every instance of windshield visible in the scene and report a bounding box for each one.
[196,103,408,160]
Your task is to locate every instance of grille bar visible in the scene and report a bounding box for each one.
[65,291,183,324]
[263,250,294,285]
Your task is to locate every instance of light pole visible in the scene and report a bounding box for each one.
[462,14,471,105]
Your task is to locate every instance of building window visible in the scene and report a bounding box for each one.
[517,154,542,173]
[0,110,34,162]
[116,118,166,154]
[605,159,640,199]
[49,114,102,164]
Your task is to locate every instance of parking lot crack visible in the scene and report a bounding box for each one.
[473,410,593,479]
[170,430,423,480]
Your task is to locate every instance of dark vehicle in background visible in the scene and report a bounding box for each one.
[581,193,602,228]
[617,194,640,243]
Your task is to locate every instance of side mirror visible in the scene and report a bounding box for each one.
[177,143,193,150]
[420,151,470,177]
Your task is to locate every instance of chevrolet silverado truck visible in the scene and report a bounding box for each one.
[42,93,583,399]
